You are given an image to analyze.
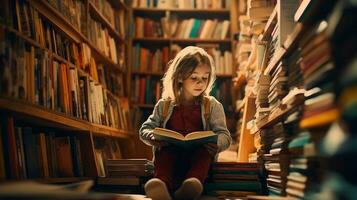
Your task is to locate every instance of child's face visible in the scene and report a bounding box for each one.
[182,64,211,100]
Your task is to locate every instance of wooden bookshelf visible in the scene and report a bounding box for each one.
[130,4,236,132]
[0,0,133,183]
[4,26,123,102]
[31,0,124,72]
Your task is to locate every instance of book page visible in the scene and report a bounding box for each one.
[185,131,215,140]
[153,128,184,140]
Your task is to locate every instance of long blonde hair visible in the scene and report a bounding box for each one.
[161,46,216,103]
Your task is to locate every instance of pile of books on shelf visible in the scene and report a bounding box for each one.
[204,162,264,198]
[261,123,290,196]
[97,159,154,192]
[248,0,276,24]
[234,15,255,95]
[254,74,271,127]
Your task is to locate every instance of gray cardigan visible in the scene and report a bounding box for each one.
[139,96,232,155]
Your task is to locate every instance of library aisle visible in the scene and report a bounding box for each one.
[0,0,356,200]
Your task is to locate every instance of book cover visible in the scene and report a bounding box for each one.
[152,128,217,148]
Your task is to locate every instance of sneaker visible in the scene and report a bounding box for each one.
[174,177,203,200]
[144,178,172,200]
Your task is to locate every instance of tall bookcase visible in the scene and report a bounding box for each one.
[128,1,240,157]
[0,0,135,183]
[234,0,356,198]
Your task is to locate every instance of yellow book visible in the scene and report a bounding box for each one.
[153,128,217,148]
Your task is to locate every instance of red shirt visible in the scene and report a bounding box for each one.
[166,104,203,136]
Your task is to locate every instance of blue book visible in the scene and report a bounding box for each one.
[189,19,201,38]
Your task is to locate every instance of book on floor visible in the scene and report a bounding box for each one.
[152,128,217,148]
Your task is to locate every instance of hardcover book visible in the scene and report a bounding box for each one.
[152,128,217,148]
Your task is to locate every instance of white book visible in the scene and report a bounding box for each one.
[220,20,230,39]
[199,20,212,39]
[184,18,195,38]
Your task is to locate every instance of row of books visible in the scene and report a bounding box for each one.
[171,18,230,40]
[134,17,168,38]
[131,76,161,105]
[87,17,119,64]
[5,0,124,67]
[46,0,87,33]
[132,0,232,9]
[90,0,127,37]
[2,0,127,74]
[0,122,85,180]
[134,17,230,40]
[0,32,129,130]
[131,45,170,73]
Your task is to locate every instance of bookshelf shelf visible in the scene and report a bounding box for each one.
[133,8,230,15]
[37,177,94,184]
[172,38,231,44]
[0,97,129,138]
[91,124,129,138]
[132,38,231,44]
[263,47,286,75]
[89,2,124,42]
[3,26,42,48]
[171,9,230,18]
[0,97,90,131]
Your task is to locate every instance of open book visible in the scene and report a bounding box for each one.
[153,128,217,148]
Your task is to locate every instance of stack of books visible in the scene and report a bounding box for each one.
[97,159,154,191]
[204,162,264,198]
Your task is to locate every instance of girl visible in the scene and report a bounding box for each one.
[139,46,232,200]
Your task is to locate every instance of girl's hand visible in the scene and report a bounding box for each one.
[204,143,218,157]
[149,133,169,148]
